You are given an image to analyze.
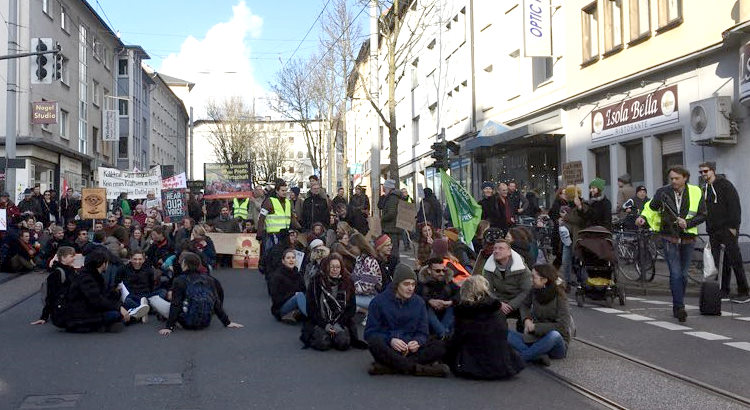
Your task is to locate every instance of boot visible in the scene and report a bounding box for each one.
[368,362,397,376]
[414,363,449,377]
[534,354,551,367]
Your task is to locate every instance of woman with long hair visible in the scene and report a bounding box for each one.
[416,223,435,268]
[330,228,356,274]
[507,264,571,366]
[446,275,524,379]
[190,225,217,269]
[348,232,382,310]
[268,249,306,323]
[301,253,368,351]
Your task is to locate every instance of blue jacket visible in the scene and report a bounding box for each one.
[363,284,429,346]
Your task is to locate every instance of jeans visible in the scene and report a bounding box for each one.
[124,289,168,310]
[427,307,454,337]
[560,245,572,284]
[356,295,375,310]
[279,292,307,316]
[507,330,567,362]
[662,239,693,309]
[710,229,749,296]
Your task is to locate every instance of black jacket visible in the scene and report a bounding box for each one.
[18,198,43,219]
[582,195,612,231]
[302,194,330,231]
[418,194,443,229]
[704,176,741,234]
[480,195,506,231]
[40,262,77,321]
[301,274,359,347]
[166,271,230,329]
[648,185,707,238]
[447,298,524,380]
[59,197,81,223]
[417,277,459,305]
[65,267,122,330]
[344,211,369,235]
[116,263,155,296]
[268,265,305,319]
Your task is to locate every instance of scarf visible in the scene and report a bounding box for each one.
[318,276,344,325]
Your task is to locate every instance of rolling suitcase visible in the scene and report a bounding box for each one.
[699,244,724,316]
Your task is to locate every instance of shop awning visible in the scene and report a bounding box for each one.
[464,117,562,152]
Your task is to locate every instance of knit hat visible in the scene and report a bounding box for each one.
[589,178,606,192]
[383,179,396,190]
[309,239,324,250]
[618,173,631,184]
[290,187,300,196]
[636,185,647,193]
[481,181,495,190]
[392,263,417,287]
[432,237,450,258]
[374,234,391,250]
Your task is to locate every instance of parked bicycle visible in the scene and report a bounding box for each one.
[614,226,658,282]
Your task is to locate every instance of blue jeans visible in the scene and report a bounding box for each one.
[507,330,567,362]
[279,292,307,316]
[124,289,168,310]
[356,295,375,310]
[427,306,454,337]
[560,245,572,284]
[662,239,693,309]
[101,310,123,326]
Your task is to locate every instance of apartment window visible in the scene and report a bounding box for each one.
[118,99,128,116]
[629,0,651,42]
[412,116,419,147]
[657,0,681,31]
[532,57,554,89]
[92,127,99,153]
[42,0,50,15]
[288,137,294,143]
[60,55,69,85]
[119,138,128,159]
[603,0,623,54]
[289,166,295,174]
[92,81,100,107]
[581,2,599,64]
[508,50,521,99]
[60,110,69,139]
[103,48,110,70]
[60,6,67,32]
[297,151,303,159]
[118,59,128,76]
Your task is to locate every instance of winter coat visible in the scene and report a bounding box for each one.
[581,195,612,231]
[39,200,59,226]
[65,266,122,330]
[417,277,459,305]
[447,298,524,380]
[344,211,369,235]
[648,185,707,239]
[480,195,506,231]
[704,176,741,234]
[417,194,443,229]
[348,193,370,216]
[351,254,382,296]
[18,198,43,220]
[301,274,358,348]
[172,227,192,250]
[379,192,402,235]
[519,284,572,344]
[59,197,81,223]
[116,263,155,296]
[129,237,148,253]
[268,265,305,319]
[187,199,204,223]
[508,191,528,217]
[39,262,77,321]
[212,216,240,233]
[378,254,400,289]
[302,194,331,231]
[482,250,532,310]
[363,284,429,346]
[146,239,174,269]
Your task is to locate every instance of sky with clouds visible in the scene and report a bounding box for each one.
[96,0,362,118]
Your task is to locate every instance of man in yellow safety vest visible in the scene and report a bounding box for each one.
[233,197,249,220]
[636,165,706,323]
[258,179,293,273]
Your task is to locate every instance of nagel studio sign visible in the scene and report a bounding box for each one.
[31,101,58,124]
[591,85,678,142]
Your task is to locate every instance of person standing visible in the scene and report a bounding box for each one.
[379,180,402,256]
[332,187,348,210]
[496,183,514,228]
[699,162,749,303]
[507,181,528,220]
[417,187,443,230]
[637,166,706,322]
[576,178,612,231]
[479,182,506,231]
[59,187,80,224]
[616,174,636,219]
[258,179,293,272]
[349,185,371,220]
[302,182,330,232]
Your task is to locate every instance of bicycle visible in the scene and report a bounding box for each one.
[615,227,657,282]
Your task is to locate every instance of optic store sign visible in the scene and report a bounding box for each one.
[523,0,552,57]
[591,85,678,142]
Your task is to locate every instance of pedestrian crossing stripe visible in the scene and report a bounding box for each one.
[646,321,692,331]
[724,342,750,352]
[684,331,731,341]
[618,314,654,321]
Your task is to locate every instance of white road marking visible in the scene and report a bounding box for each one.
[646,321,692,331]
[684,305,699,310]
[626,297,645,301]
[684,331,731,341]
[724,342,750,352]
[736,317,750,321]
[640,300,672,305]
[618,314,654,321]
[592,308,625,314]
[722,312,741,317]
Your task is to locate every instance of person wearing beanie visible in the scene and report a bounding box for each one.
[364,263,449,377]
[479,182,506,231]
[417,187,443,230]
[616,173,636,218]
[378,179,403,257]
[375,234,400,288]
[572,178,612,230]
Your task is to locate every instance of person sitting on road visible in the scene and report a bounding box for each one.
[482,239,532,330]
[330,225,357,273]
[268,249,307,324]
[349,232,382,311]
[189,225,217,270]
[38,226,65,269]
[146,226,174,287]
[416,223,436,269]
[63,249,135,333]
[508,226,536,268]
[430,237,472,286]
[31,246,78,326]
[308,222,327,243]
[417,257,459,339]
[301,239,330,290]
[265,229,305,281]
[212,206,240,233]
[116,249,162,323]
[4,229,37,273]
[446,275,525,380]
[154,252,243,336]
[364,264,449,377]
[129,227,148,253]
[374,234,399,288]
[507,264,571,366]
[301,253,368,351]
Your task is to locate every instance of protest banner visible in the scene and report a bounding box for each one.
[98,166,161,200]
[206,232,261,269]
[81,188,107,219]
[562,161,584,186]
[162,172,187,190]
[204,163,253,199]
[395,200,417,232]
[162,189,187,223]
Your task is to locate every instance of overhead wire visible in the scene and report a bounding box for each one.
[283,0,333,67]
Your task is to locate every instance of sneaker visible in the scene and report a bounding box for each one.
[280,310,299,324]
[368,362,397,376]
[731,294,750,304]
[534,354,552,367]
[414,362,450,378]
[676,307,687,323]
[128,304,150,321]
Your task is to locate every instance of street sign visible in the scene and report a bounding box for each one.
[562,161,584,185]
[0,158,26,169]
[102,110,119,141]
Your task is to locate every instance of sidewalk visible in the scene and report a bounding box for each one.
[0,272,46,314]
[620,260,750,297]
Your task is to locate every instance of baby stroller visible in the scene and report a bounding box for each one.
[574,226,626,307]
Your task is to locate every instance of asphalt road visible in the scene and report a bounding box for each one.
[0,269,604,410]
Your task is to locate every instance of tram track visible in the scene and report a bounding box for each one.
[536,365,629,410]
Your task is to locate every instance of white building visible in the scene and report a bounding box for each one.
[144,67,189,176]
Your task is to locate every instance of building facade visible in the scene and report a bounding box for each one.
[116,45,152,171]
[146,68,189,175]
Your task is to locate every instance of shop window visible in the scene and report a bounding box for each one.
[657,0,681,32]
[603,0,623,54]
[625,142,645,187]
[581,2,599,64]
[629,0,651,43]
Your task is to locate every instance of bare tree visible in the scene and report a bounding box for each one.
[253,123,293,184]
[205,97,256,165]
[353,0,437,182]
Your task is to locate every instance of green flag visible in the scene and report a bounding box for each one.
[440,169,483,248]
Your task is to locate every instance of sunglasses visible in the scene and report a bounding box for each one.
[698,169,711,174]
[432,268,446,273]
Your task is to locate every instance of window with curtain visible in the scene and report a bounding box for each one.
[657,0,681,30]
[629,0,651,41]
[604,0,623,53]
[581,3,599,63]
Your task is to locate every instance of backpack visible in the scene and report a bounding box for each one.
[180,276,216,329]
[40,267,72,328]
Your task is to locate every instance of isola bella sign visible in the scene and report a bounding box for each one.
[591,85,678,142]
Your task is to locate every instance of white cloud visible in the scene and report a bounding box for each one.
[159,1,268,119]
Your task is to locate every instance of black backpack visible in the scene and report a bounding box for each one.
[180,276,216,329]
[40,267,73,328]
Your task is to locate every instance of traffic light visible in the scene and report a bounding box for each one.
[31,38,53,84]
[430,141,448,170]
[53,42,63,80]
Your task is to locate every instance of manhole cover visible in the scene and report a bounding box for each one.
[19,394,83,409]
[134,373,183,386]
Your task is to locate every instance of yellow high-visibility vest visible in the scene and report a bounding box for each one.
[233,198,249,220]
[641,184,701,235]
[266,197,291,233]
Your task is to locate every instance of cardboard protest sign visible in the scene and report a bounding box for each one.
[204,163,253,199]
[395,199,417,232]
[206,232,260,269]
[162,189,187,223]
[81,188,107,219]
[162,172,187,190]
[562,161,584,185]
[98,166,161,200]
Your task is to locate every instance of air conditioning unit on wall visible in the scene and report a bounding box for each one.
[689,96,737,145]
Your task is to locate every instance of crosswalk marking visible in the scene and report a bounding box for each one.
[646,321,692,331]
[591,308,625,314]
[684,331,731,341]
[641,300,672,305]
[626,297,645,301]
[618,314,654,321]
[724,342,750,352]
[736,317,750,321]
[722,312,740,317]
